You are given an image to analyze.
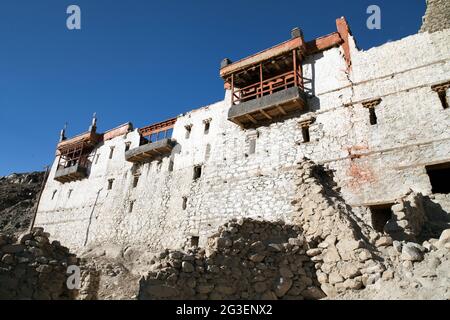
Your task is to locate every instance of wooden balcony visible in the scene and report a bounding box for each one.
[125,138,175,163]
[54,163,88,183]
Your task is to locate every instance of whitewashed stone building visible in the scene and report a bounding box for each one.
[35,3,450,253]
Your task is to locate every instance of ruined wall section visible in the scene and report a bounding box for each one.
[302,29,450,209]
[420,0,450,34]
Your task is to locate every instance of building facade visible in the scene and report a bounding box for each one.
[35,11,450,253]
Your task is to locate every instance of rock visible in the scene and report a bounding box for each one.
[279,267,293,278]
[322,246,341,263]
[340,262,361,279]
[320,283,337,298]
[181,261,194,273]
[400,244,424,262]
[342,278,363,290]
[328,272,344,284]
[316,271,328,283]
[1,244,26,254]
[146,285,179,298]
[393,240,403,253]
[274,277,293,297]
[215,285,235,295]
[306,248,322,257]
[375,236,393,247]
[288,237,304,246]
[358,249,372,262]
[438,229,450,247]
[254,282,267,293]
[249,253,265,263]
[267,243,283,252]
[36,264,52,274]
[18,233,33,244]
[1,253,14,264]
[261,291,278,300]
[196,284,214,294]
[382,270,394,281]
[301,286,326,300]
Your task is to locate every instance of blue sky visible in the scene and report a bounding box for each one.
[0,0,425,175]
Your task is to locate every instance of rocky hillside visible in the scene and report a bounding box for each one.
[0,172,45,234]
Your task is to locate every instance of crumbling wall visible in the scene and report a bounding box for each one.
[0,228,78,299]
[420,0,450,34]
[139,218,325,300]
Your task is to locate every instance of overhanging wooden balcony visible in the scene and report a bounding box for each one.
[222,33,307,128]
[54,163,88,183]
[125,138,175,163]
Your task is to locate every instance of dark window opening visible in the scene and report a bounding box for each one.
[52,190,57,200]
[438,90,449,110]
[109,147,115,159]
[302,126,310,143]
[369,107,377,125]
[107,179,114,190]
[193,165,202,180]
[369,204,394,232]
[132,175,139,188]
[204,121,210,134]
[182,197,187,210]
[168,160,174,172]
[125,142,131,152]
[129,200,135,213]
[190,236,199,247]
[95,154,100,164]
[426,163,450,194]
[68,189,73,199]
[185,126,192,139]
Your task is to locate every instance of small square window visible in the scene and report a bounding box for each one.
[190,236,199,247]
[129,200,135,213]
[51,190,57,200]
[182,197,188,210]
[125,142,131,152]
[204,121,210,134]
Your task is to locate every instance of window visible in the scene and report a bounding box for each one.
[190,236,199,247]
[168,159,174,172]
[109,147,115,159]
[432,82,450,110]
[125,142,131,152]
[248,138,256,155]
[51,190,57,200]
[129,200,135,213]
[193,165,202,180]
[185,125,192,139]
[203,119,211,134]
[301,126,310,143]
[363,98,381,126]
[426,163,450,194]
[369,204,394,232]
[132,175,139,188]
[107,179,114,190]
[182,197,188,210]
[68,189,73,199]
[95,154,100,164]
[368,107,377,125]
[205,144,211,161]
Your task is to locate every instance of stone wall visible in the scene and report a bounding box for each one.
[420,0,450,33]
[35,23,450,255]
[0,228,77,299]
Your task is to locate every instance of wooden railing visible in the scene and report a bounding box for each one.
[232,70,303,105]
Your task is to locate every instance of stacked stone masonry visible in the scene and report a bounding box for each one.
[34,15,450,260]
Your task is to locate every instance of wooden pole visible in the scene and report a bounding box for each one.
[259,63,263,98]
[231,74,235,105]
[293,49,298,87]
[28,165,50,233]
